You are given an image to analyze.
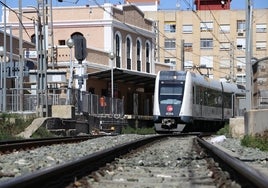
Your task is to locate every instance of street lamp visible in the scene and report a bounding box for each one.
[0,46,3,111]
[109,52,115,116]
[66,38,74,105]
[0,46,4,57]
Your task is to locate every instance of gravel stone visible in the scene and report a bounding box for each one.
[0,134,149,183]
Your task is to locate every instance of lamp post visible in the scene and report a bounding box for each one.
[109,52,115,116]
[0,46,3,111]
[66,38,74,105]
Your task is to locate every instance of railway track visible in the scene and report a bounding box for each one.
[0,134,267,188]
[0,135,99,154]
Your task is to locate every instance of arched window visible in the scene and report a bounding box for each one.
[136,39,142,71]
[31,34,36,44]
[126,36,132,70]
[115,33,121,68]
[146,41,151,73]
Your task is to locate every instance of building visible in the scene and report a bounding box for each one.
[142,0,268,84]
[3,2,172,126]
[1,0,268,118]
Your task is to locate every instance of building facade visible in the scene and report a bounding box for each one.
[4,2,167,119]
[144,4,268,85]
[1,0,268,116]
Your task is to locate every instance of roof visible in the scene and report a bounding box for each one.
[88,68,156,87]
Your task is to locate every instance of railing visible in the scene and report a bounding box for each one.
[0,88,124,118]
[3,88,69,112]
[81,92,124,118]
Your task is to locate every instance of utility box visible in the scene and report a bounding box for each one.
[52,105,75,119]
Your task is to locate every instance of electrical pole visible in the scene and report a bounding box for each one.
[181,39,185,71]
[36,0,48,117]
[19,0,24,112]
[2,0,7,112]
[245,0,253,111]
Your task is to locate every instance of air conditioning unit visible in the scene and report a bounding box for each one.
[237,65,242,71]
[237,29,244,36]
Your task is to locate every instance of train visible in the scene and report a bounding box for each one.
[153,71,245,133]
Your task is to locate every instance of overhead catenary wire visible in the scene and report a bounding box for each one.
[0,0,34,39]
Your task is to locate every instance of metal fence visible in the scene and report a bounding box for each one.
[81,92,124,118]
[2,88,69,112]
[0,88,124,118]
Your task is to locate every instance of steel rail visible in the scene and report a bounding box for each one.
[0,136,91,145]
[0,136,95,153]
[0,134,171,188]
[197,137,268,188]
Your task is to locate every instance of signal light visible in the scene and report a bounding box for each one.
[166,105,173,112]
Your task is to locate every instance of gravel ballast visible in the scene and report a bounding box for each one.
[0,134,267,184]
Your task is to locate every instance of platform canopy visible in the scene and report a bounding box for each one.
[87,68,156,87]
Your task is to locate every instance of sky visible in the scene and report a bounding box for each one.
[0,0,267,20]
[0,0,268,11]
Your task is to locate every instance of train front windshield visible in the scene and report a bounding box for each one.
[159,82,184,105]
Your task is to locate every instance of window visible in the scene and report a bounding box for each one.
[184,60,193,68]
[164,38,176,49]
[219,59,230,68]
[236,57,245,71]
[182,25,193,33]
[237,20,246,32]
[146,42,151,73]
[159,83,184,105]
[126,37,132,70]
[256,24,267,33]
[200,38,213,49]
[115,33,121,68]
[236,38,245,50]
[31,34,36,44]
[58,40,65,45]
[220,42,230,50]
[136,39,142,71]
[200,56,213,68]
[219,24,230,33]
[200,21,213,31]
[256,41,266,50]
[164,22,176,33]
[184,43,193,51]
[236,74,246,85]
[164,58,176,65]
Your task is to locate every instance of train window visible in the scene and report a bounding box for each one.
[160,86,183,95]
[196,86,223,107]
[159,84,183,105]
[207,88,222,107]
[195,85,202,104]
[223,93,232,108]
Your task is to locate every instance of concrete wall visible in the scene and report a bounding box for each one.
[229,117,245,138]
[245,109,268,136]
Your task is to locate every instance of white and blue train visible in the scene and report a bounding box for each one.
[153,71,245,133]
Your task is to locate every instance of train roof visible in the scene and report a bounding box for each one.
[189,72,222,89]
[189,71,245,94]
[157,70,246,95]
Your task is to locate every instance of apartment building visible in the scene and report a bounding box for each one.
[140,0,268,85]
